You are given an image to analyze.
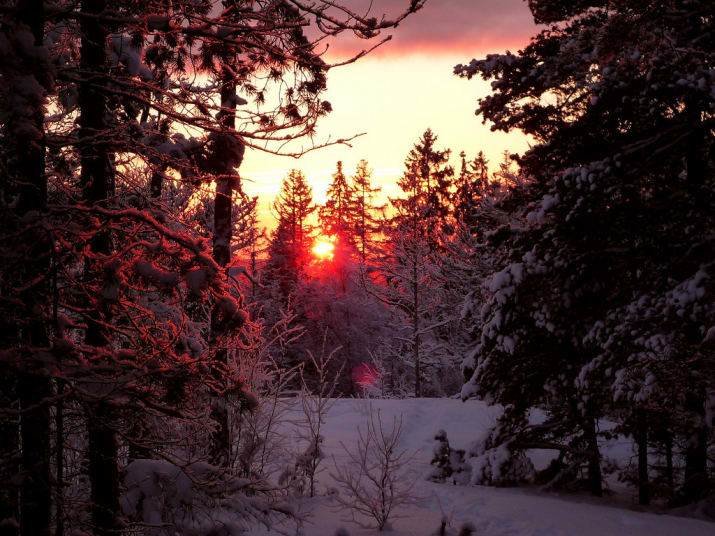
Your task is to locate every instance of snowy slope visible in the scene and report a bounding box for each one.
[252,398,714,536]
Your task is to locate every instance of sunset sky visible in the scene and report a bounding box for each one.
[241,0,539,226]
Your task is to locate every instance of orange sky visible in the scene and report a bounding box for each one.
[240,0,538,228]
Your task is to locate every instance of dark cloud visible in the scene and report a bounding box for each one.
[320,0,537,58]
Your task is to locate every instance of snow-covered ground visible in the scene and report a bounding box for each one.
[251,398,714,536]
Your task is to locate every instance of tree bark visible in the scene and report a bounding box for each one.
[681,393,710,503]
[636,411,650,505]
[664,431,674,494]
[17,373,51,536]
[583,415,603,497]
[412,245,421,398]
[209,68,244,465]
[150,167,166,199]
[79,1,120,533]
[87,405,120,536]
[0,376,19,536]
[9,2,53,535]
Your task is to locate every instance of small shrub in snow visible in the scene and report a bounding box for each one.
[468,440,534,487]
[458,522,476,536]
[429,429,470,485]
[122,459,294,536]
[430,430,452,481]
[284,338,341,497]
[432,516,477,536]
[330,407,414,531]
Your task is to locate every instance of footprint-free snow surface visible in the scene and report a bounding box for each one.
[251,398,713,536]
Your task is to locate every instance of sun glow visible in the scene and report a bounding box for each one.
[312,236,336,261]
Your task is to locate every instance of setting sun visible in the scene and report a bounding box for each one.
[312,236,336,261]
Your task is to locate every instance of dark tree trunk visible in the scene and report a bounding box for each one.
[0,376,19,536]
[150,167,166,199]
[87,405,120,536]
[18,373,52,536]
[685,96,705,190]
[636,411,650,505]
[8,2,53,536]
[412,253,421,398]
[79,1,120,533]
[664,431,674,494]
[209,70,244,465]
[79,0,114,205]
[55,385,65,536]
[681,393,710,503]
[14,0,46,212]
[583,415,603,497]
[213,175,234,268]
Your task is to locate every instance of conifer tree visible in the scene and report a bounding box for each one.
[392,129,454,247]
[267,170,316,299]
[320,161,355,241]
[491,150,518,189]
[457,0,714,499]
[0,0,427,533]
[371,131,455,397]
[454,150,490,230]
[0,1,53,534]
[350,159,384,264]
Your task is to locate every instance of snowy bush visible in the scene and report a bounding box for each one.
[330,407,415,531]
[122,459,294,536]
[467,432,535,487]
[284,339,342,497]
[429,429,470,485]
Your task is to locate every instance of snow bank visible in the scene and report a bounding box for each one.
[250,398,715,536]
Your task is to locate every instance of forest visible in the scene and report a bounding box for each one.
[0,1,713,535]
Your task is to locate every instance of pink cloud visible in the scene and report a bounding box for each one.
[315,0,537,59]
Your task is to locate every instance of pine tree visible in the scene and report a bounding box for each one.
[1,0,427,533]
[77,1,123,531]
[267,169,316,299]
[392,129,454,248]
[370,131,456,397]
[454,150,490,231]
[0,2,53,534]
[491,150,517,189]
[350,159,384,264]
[320,161,355,241]
[457,0,714,499]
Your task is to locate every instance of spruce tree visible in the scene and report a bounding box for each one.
[371,131,456,397]
[454,150,490,231]
[0,0,427,533]
[457,0,714,499]
[350,159,384,264]
[267,170,316,299]
[392,129,454,246]
[320,161,355,241]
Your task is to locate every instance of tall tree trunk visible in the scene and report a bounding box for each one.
[0,381,19,536]
[9,2,53,536]
[664,431,674,495]
[14,0,47,213]
[681,392,710,503]
[18,374,52,536]
[636,411,650,505]
[209,68,244,465]
[55,383,65,536]
[79,1,120,533]
[412,256,421,398]
[87,405,120,536]
[583,414,603,497]
[685,96,705,190]
[150,167,166,199]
